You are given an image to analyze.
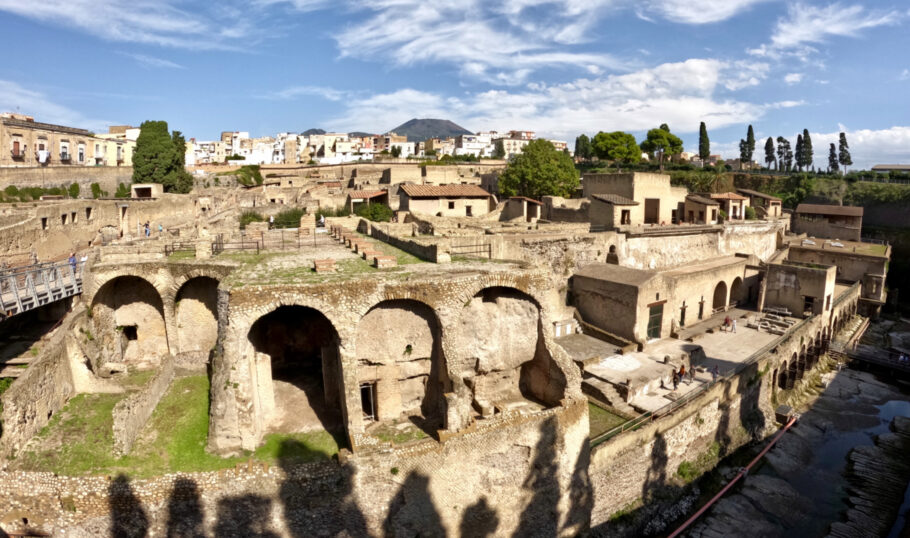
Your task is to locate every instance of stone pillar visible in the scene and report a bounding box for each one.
[195,240,212,259]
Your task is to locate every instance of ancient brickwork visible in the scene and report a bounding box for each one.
[112,355,175,456]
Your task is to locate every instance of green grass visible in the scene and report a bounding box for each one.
[354,232,424,265]
[588,402,627,437]
[167,250,196,261]
[371,423,430,445]
[14,375,339,477]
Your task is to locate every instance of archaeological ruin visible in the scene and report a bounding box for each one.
[0,166,903,536]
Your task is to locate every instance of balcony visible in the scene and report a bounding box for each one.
[60,152,71,161]
[10,149,25,160]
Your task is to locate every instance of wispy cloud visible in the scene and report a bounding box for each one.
[0,80,112,131]
[118,52,185,70]
[750,3,901,59]
[784,73,803,85]
[326,59,800,138]
[638,0,769,24]
[0,0,251,50]
[257,86,350,101]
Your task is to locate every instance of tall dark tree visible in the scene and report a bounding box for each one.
[785,143,794,172]
[764,137,776,170]
[794,134,805,172]
[739,139,748,164]
[801,128,813,170]
[133,120,193,193]
[574,134,592,161]
[838,132,852,174]
[776,137,789,171]
[698,122,710,161]
[828,143,839,173]
[744,125,756,164]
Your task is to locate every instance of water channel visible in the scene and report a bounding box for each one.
[685,367,910,538]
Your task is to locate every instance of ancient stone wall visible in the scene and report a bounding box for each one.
[112,356,176,456]
[0,165,131,194]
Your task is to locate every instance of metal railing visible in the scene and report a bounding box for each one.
[590,315,812,447]
[0,260,84,319]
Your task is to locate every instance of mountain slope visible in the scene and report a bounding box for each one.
[390,118,472,142]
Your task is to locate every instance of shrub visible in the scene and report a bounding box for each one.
[4,186,18,196]
[355,202,393,222]
[68,183,80,198]
[234,165,263,187]
[114,183,131,198]
[90,182,103,199]
[239,211,264,229]
[745,206,757,220]
[272,208,305,229]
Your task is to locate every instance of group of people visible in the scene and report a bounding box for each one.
[142,221,163,237]
[722,315,737,333]
[668,364,721,391]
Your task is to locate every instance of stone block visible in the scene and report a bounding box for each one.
[361,249,381,260]
[314,259,336,273]
[353,242,372,254]
[373,255,397,268]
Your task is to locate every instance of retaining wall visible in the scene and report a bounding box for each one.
[112,356,176,456]
[0,166,132,194]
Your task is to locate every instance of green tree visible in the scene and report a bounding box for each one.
[492,139,505,159]
[801,128,813,170]
[698,122,710,161]
[114,183,131,198]
[776,137,788,172]
[133,121,193,193]
[355,202,393,222]
[795,134,804,172]
[67,183,80,198]
[592,131,640,170]
[838,132,852,174]
[828,143,839,173]
[764,137,776,170]
[640,127,682,171]
[390,145,402,158]
[90,182,103,199]
[745,125,755,163]
[498,139,578,198]
[574,134,592,161]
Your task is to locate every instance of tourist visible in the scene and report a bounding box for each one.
[158,223,163,235]
[672,371,679,391]
[724,315,731,332]
[144,221,150,237]
[711,365,720,382]
[732,319,737,333]
[68,252,76,273]
[269,215,275,229]
[679,365,688,385]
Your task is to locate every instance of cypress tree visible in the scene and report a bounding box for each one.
[745,125,755,163]
[795,134,804,172]
[776,137,788,171]
[802,128,813,170]
[698,122,710,161]
[828,143,839,173]
[764,137,776,170]
[838,132,852,174]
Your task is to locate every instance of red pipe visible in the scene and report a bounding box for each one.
[667,415,798,538]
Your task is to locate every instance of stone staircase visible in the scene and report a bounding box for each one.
[0,356,33,379]
[582,376,637,417]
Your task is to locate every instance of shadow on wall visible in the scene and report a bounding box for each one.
[96,414,589,537]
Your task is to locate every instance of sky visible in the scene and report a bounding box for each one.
[1,0,909,169]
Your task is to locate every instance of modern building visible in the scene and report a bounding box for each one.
[793,204,863,241]
[0,113,111,167]
[709,192,750,220]
[399,184,493,217]
[737,189,783,218]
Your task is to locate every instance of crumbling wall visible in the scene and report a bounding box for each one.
[111,357,175,456]
[174,277,219,367]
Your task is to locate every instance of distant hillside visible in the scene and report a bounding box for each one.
[301,128,325,136]
[348,131,372,138]
[390,118,472,142]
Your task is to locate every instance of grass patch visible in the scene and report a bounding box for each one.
[167,250,196,261]
[13,375,340,477]
[675,441,722,484]
[588,402,627,437]
[371,423,430,445]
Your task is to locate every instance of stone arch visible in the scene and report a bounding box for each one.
[247,305,345,440]
[91,275,169,367]
[730,277,744,307]
[454,286,566,416]
[174,276,220,365]
[354,299,449,433]
[712,281,728,312]
[778,360,788,389]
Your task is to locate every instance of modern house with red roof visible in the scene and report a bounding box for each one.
[399,184,493,217]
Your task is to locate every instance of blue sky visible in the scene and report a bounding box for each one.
[1,0,909,168]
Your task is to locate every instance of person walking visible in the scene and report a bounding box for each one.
[672,371,679,391]
[723,315,731,332]
[269,215,275,229]
[711,365,720,382]
[732,318,737,333]
[679,364,688,385]
[68,252,77,275]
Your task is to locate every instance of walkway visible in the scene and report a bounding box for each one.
[0,260,84,321]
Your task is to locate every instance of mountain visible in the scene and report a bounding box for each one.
[389,118,472,142]
[348,131,372,138]
[301,128,326,136]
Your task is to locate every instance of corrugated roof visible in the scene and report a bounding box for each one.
[710,192,749,201]
[796,204,863,217]
[400,184,491,198]
[347,190,386,199]
[590,193,639,206]
[737,188,781,201]
[510,196,543,205]
[686,194,719,205]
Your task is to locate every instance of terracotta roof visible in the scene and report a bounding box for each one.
[796,204,863,217]
[399,184,491,198]
[710,192,749,201]
[590,193,639,206]
[737,188,781,202]
[347,190,386,199]
[509,196,542,205]
[686,194,719,206]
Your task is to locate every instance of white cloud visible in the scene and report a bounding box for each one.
[257,86,350,101]
[900,69,910,81]
[784,73,803,85]
[0,0,251,50]
[808,126,910,169]
[0,80,112,132]
[639,0,769,24]
[723,61,770,90]
[117,52,184,70]
[326,59,799,139]
[751,3,901,59]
